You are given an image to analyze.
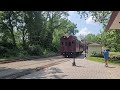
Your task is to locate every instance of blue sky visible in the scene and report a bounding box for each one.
[68,11,103,37]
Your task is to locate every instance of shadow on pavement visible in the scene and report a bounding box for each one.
[47,67,68,79]
[75,65,86,68]
[49,67,63,74]
[107,66,116,68]
[19,67,68,79]
[0,66,68,79]
[0,67,35,79]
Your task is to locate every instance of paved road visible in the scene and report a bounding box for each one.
[19,54,120,79]
[0,56,66,78]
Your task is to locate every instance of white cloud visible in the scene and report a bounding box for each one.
[68,11,74,20]
[86,16,96,25]
[75,27,91,41]
[76,27,91,36]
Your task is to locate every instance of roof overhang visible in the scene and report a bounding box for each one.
[105,11,120,31]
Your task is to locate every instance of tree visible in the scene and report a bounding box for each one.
[78,34,85,41]
[67,22,78,35]
[77,11,112,27]
[85,34,96,42]
[52,18,78,52]
[1,11,94,58]
[0,11,21,48]
[44,11,69,49]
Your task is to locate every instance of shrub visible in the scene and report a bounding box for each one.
[109,55,120,60]
[0,46,8,57]
[43,49,57,57]
[0,46,8,54]
[28,45,44,56]
[18,50,29,57]
[90,51,103,58]
[0,42,14,49]
[7,49,19,57]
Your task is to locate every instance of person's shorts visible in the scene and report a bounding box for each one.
[104,56,108,60]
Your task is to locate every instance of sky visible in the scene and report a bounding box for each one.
[68,11,103,38]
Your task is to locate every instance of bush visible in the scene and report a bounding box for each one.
[43,49,57,57]
[0,46,8,57]
[0,42,14,49]
[0,41,17,58]
[109,55,120,60]
[28,45,44,56]
[18,50,29,57]
[0,46,8,54]
[90,51,103,58]
[0,49,18,58]
[7,49,19,57]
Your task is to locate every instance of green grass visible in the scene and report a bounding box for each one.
[87,56,120,66]
[87,52,120,65]
[109,52,120,56]
[87,57,104,63]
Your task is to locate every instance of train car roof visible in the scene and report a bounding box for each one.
[61,35,77,39]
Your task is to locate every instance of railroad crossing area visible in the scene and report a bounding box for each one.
[19,55,120,79]
[1,54,120,79]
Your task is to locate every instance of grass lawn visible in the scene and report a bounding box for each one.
[87,57,104,63]
[87,52,120,66]
[109,52,120,56]
[87,56,120,65]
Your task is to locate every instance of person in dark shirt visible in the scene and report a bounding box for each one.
[103,49,109,67]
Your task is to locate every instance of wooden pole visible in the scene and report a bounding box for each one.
[72,52,76,66]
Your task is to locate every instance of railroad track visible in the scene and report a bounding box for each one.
[0,58,68,79]
[0,55,61,64]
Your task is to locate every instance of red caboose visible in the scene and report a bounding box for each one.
[60,35,83,58]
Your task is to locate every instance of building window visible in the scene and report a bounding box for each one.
[72,42,74,44]
[62,42,63,45]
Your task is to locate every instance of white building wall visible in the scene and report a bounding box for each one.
[88,46,102,56]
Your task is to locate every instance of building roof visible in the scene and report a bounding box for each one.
[88,43,102,46]
[106,11,120,31]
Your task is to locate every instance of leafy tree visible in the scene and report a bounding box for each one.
[77,11,112,27]
[85,34,96,42]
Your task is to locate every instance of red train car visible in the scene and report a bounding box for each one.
[60,35,83,58]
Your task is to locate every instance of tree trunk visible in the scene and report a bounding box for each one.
[10,29,17,49]
[22,29,26,50]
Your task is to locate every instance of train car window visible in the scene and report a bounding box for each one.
[62,42,63,45]
[69,42,71,46]
[65,42,67,46]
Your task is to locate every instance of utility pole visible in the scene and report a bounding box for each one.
[84,35,86,58]
[72,39,76,66]
[85,39,86,57]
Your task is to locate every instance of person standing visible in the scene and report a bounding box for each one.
[103,49,109,67]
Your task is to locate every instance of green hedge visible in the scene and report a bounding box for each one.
[90,51,103,58]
